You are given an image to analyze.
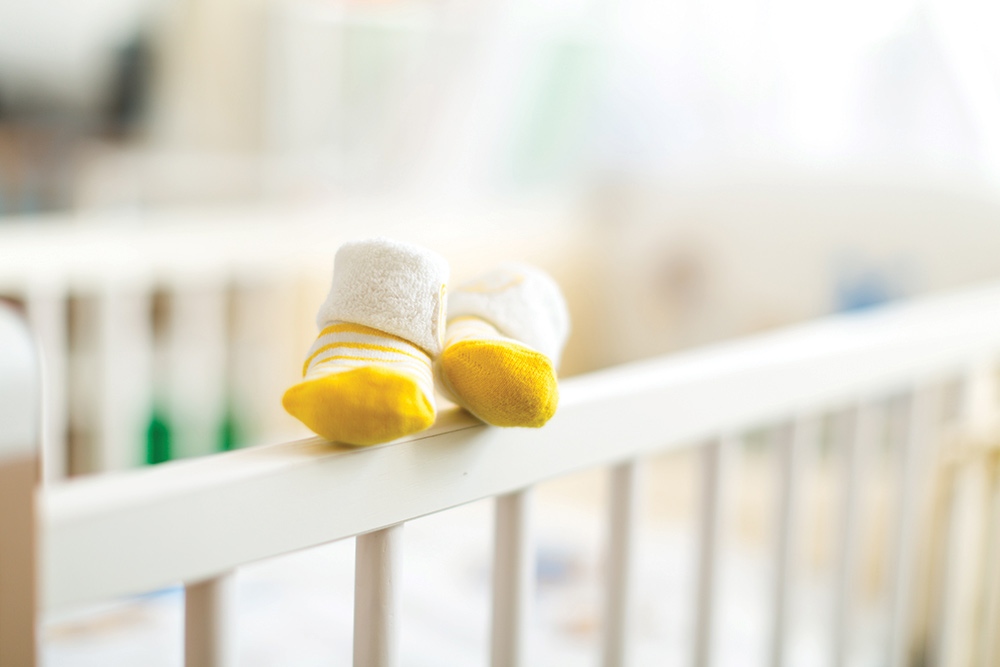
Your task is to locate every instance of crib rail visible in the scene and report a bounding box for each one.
[39,281,997,605]
[25,281,1000,666]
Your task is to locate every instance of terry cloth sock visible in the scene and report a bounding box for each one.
[283,238,448,446]
[437,263,570,428]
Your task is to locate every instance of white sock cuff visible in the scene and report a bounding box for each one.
[448,263,570,366]
[316,238,450,356]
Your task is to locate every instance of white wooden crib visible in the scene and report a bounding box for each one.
[4,274,1000,667]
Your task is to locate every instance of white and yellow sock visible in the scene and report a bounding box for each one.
[438,264,570,428]
[283,239,448,446]
[284,322,436,445]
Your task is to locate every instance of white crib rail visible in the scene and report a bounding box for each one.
[17,281,1000,665]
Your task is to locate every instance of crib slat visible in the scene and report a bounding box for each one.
[25,286,68,481]
[693,436,733,667]
[937,367,997,667]
[935,464,988,667]
[886,389,936,667]
[492,489,534,667]
[769,417,816,667]
[185,573,236,667]
[166,286,229,459]
[831,403,881,667]
[96,288,129,472]
[603,460,642,667]
[354,524,403,667]
[979,472,1000,667]
[96,288,153,471]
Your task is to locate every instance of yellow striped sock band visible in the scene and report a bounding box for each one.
[444,316,514,348]
[303,322,434,399]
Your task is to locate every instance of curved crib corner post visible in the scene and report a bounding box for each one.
[24,283,68,482]
[0,305,41,666]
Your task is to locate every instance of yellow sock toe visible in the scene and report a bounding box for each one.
[439,338,559,428]
[283,366,434,446]
[284,322,437,446]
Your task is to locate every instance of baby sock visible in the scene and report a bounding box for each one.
[437,264,570,428]
[283,238,448,446]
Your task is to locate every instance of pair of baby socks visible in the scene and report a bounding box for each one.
[282,238,570,446]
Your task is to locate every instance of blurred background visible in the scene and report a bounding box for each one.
[3,0,1000,664]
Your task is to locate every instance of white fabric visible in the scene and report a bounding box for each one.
[447,263,570,366]
[316,238,450,356]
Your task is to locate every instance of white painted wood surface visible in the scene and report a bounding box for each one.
[491,490,533,667]
[0,200,576,295]
[693,435,732,667]
[0,304,40,666]
[936,365,999,667]
[966,365,1000,667]
[886,389,938,667]
[978,469,1000,667]
[167,286,229,460]
[769,417,816,667]
[25,285,68,481]
[40,282,1000,611]
[185,573,236,667]
[602,460,642,667]
[354,525,403,667]
[831,402,882,667]
[935,462,987,667]
[96,287,153,472]
[0,305,39,461]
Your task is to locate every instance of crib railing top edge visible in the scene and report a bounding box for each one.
[43,408,483,518]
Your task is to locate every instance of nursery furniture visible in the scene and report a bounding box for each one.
[4,279,1000,666]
